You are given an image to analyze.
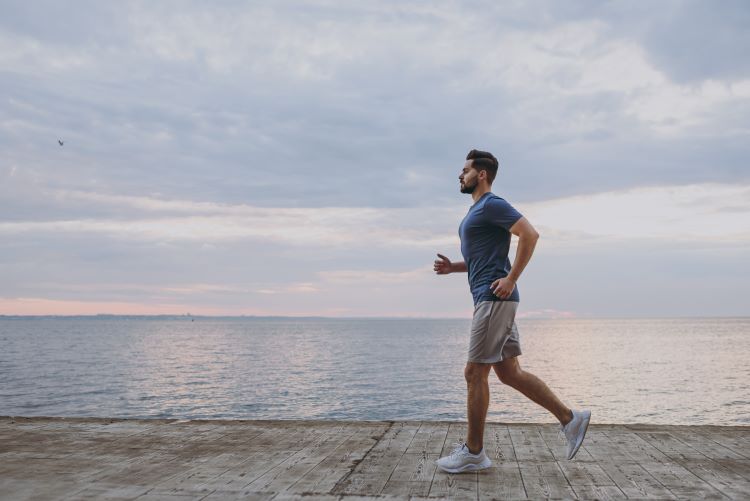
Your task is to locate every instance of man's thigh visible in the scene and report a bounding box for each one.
[467,301,520,364]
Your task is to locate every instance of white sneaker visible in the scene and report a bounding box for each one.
[559,409,591,460]
[435,442,492,473]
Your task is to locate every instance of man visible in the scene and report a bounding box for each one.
[433,149,590,473]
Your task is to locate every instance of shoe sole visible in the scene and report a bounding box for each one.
[437,458,492,474]
[567,410,591,460]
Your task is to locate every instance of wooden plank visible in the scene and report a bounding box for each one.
[404,421,448,455]
[670,430,750,459]
[137,487,218,500]
[84,452,189,486]
[379,450,437,496]
[643,460,717,487]
[570,484,626,500]
[601,429,672,464]
[483,423,517,462]
[238,424,316,457]
[380,479,432,497]
[140,464,231,494]
[679,458,750,499]
[333,450,405,495]
[517,461,576,500]
[687,427,750,460]
[429,470,478,499]
[369,421,421,455]
[60,482,152,500]
[643,460,729,499]
[709,457,750,479]
[333,421,420,495]
[287,425,388,494]
[477,461,526,500]
[244,424,356,492]
[212,458,307,492]
[557,461,615,486]
[156,426,321,493]
[272,494,341,501]
[636,431,709,462]
[507,425,555,462]
[387,452,437,482]
[1,479,90,501]
[440,422,469,456]
[202,490,286,500]
[597,461,677,499]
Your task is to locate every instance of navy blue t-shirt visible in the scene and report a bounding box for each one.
[459,192,523,305]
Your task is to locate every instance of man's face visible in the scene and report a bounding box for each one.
[459,160,479,194]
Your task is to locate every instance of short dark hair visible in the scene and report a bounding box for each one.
[466,149,499,184]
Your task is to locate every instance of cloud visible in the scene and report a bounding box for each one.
[517,309,577,320]
[318,268,431,284]
[0,297,211,316]
[1,1,748,211]
[2,183,746,249]
[525,183,750,246]
[1,2,748,316]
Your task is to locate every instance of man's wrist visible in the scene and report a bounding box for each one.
[506,275,518,283]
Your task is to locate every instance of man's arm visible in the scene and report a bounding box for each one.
[434,253,467,274]
[491,217,539,298]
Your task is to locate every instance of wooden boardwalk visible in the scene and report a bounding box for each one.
[0,417,747,500]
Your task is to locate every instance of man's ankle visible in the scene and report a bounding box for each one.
[561,409,574,426]
[466,443,482,455]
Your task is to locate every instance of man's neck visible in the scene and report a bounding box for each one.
[471,186,491,203]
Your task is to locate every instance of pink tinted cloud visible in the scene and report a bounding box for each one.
[0,298,230,316]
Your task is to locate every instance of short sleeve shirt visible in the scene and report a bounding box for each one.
[458,192,523,305]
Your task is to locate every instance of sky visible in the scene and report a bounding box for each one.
[1,0,748,318]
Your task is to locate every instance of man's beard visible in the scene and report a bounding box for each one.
[460,180,476,194]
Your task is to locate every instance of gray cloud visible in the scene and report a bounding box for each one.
[2,0,749,210]
[1,1,748,316]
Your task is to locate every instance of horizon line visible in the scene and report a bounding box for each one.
[1,314,748,320]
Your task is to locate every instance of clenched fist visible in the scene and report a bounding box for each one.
[434,253,453,274]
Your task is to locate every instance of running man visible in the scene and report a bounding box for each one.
[433,149,590,473]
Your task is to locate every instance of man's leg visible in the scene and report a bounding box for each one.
[465,362,492,454]
[493,356,574,425]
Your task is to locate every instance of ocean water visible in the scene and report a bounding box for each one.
[0,317,748,426]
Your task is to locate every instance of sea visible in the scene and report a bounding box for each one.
[1,316,748,426]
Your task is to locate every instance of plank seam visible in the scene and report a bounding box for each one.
[284,423,360,494]
[687,429,750,461]
[627,431,700,499]
[537,424,576,498]
[506,424,528,499]
[330,420,394,494]
[380,420,423,492]
[427,421,450,497]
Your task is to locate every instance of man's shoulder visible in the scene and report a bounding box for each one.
[486,192,511,203]
[481,193,514,209]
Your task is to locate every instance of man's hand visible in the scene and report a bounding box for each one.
[490,276,516,299]
[434,254,453,275]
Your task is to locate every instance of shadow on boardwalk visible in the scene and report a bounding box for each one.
[0,416,748,500]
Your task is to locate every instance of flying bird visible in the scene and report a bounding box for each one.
[58,139,64,146]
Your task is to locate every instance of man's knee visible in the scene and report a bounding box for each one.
[494,358,522,385]
[464,363,489,385]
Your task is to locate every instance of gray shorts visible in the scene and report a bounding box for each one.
[468,300,522,364]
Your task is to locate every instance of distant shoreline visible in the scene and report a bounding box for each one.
[2,314,749,320]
